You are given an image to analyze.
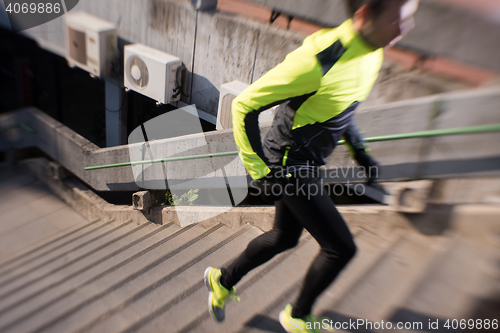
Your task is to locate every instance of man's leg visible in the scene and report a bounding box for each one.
[220,199,304,289]
[205,197,304,322]
[282,176,357,319]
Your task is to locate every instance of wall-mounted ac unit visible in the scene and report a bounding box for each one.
[217,81,277,130]
[124,43,185,105]
[64,11,117,77]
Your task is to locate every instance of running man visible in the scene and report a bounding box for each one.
[205,0,420,332]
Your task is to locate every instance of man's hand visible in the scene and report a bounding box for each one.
[354,150,379,184]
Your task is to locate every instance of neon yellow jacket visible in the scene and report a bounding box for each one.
[232,19,384,179]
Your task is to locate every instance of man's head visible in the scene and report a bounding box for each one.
[348,0,420,49]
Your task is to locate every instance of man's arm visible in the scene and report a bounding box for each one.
[343,118,379,184]
[232,53,322,180]
[343,118,368,153]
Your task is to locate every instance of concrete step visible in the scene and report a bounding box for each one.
[234,230,440,333]
[183,226,413,333]
[0,185,90,259]
[235,228,403,333]
[0,164,90,261]
[0,218,108,274]
[386,233,500,332]
[75,224,263,333]
[0,223,182,322]
[318,234,438,325]
[0,174,45,216]
[165,234,319,333]
[0,221,181,325]
[0,181,68,235]
[2,162,497,333]
[0,223,246,333]
[0,221,202,332]
[0,218,146,298]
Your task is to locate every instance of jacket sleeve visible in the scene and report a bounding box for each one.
[232,52,322,180]
[343,117,369,155]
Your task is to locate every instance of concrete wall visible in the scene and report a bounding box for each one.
[1,87,499,191]
[246,0,500,72]
[191,12,259,113]
[11,0,305,115]
[246,0,348,26]
[3,0,480,118]
[404,0,500,72]
[327,87,500,182]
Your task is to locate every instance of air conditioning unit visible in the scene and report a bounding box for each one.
[124,43,186,104]
[64,11,117,77]
[217,81,277,130]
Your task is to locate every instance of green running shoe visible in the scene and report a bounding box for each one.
[279,304,333,333]
[204,267,240,322]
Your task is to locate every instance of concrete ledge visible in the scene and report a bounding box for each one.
[20,158,148,225]
[17,157,415,237]
[1,86,500,192]
[19,157,276,229]
[449,205,500,247]
[429,178,500,205]
[383,180,434,213]
[132,190,166,211]
[48,160,70,180]
[17,156,499,250]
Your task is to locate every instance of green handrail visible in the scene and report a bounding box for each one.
[84,122,500,171]
[0,123,35,133]
[85,151,238,170]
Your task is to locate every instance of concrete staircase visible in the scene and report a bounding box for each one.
[0,164,90,260]
[1,165,499,333]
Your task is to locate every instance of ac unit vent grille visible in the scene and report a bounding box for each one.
[128,56,149,89]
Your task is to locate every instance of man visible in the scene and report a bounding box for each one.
[205,0,420,332]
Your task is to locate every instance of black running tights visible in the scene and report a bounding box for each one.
[220,175,357,319]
